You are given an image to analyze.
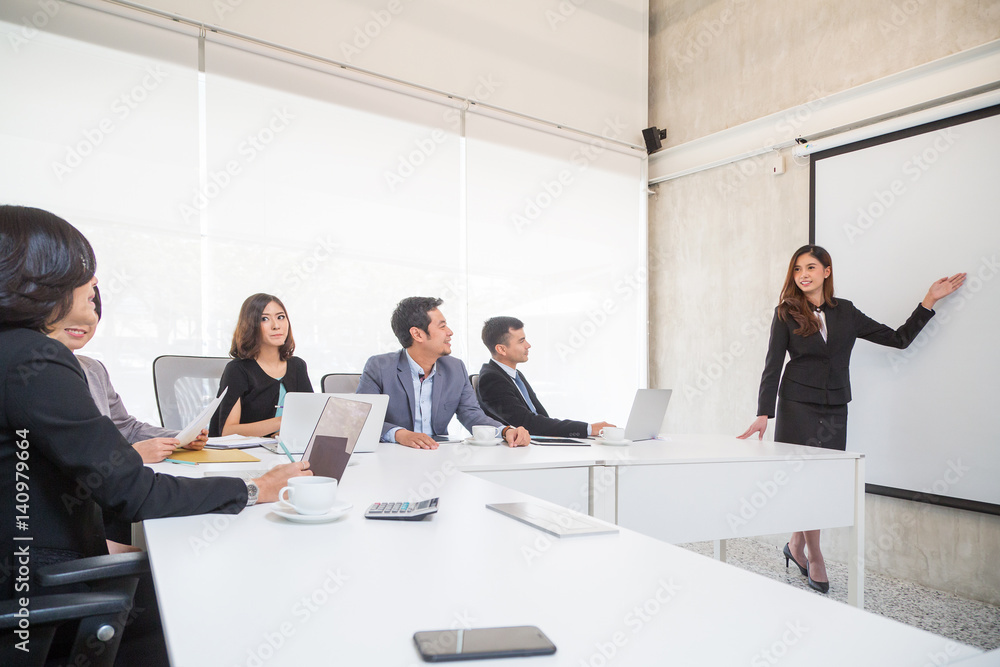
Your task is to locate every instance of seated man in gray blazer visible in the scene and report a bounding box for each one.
[358,296,530,450]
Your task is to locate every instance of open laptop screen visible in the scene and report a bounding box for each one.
[302,396,371,481]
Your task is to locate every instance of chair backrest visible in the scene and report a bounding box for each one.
[153,355,231,430]
[321,373,362,393]
[470,373,480,397]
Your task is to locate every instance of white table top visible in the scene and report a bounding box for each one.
[393,433,863,471]
[144,436,974,666]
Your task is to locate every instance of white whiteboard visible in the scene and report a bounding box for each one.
[813,107,1000,510]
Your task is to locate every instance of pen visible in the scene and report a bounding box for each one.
[167,458,198,466]
[278,440,296,463]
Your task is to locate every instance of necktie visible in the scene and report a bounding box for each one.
[513,372,538,414]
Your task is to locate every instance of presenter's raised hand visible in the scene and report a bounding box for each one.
[396,429,439,450]
[737,415,769,441]
[252,461,312,503]
[183,429,209,450]
[503,426,530,447]
[133,437,181,463]
[921,273,966,310]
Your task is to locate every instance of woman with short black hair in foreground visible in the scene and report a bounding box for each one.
[0,205,311,661]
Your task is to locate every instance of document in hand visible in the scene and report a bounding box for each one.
[175,386,228,446]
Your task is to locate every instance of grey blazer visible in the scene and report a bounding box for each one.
[357,350,501,441]
[77,355,177,443]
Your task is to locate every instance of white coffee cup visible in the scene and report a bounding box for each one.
[278,476,338,515]
[472,425,501,443]
[599,427,626,443]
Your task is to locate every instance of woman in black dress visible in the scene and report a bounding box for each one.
[210,293,313,437]
[738,244,965,593]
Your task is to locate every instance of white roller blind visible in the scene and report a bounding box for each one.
[465,113,646,426]
[200,40,465,369]
[0,0,201,424]
[1,1,648,434]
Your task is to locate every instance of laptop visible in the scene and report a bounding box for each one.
[623,388,672,442]
[274,392,388,455]
[302,396,371,481]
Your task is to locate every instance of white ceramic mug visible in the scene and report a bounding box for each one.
[472,425,502,443]
[278,476,338,515]
[599,427,626,443]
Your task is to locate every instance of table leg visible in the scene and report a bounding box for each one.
[848,456,866,609]
[713,539,728,562]
[589,465,617,524]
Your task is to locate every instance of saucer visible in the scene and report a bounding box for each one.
[596,438,632,446]
[272,500,353,523]
[464,437,502,447]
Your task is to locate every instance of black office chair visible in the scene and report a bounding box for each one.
[470,373,480,398]
[1,552,149,667]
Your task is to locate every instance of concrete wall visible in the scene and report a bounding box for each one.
[648,0,1000,604]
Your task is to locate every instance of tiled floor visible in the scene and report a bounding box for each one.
[679,538,1000,652]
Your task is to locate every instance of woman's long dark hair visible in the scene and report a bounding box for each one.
[777,245,837,337]
[229,293,295,361]
[0,205,97,332]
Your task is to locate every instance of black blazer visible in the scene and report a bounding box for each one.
[210,356,313,437]
[476,360,589,437]
[0,328,246,598]
[756,300,934,417]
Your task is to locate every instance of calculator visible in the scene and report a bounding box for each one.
[365,498,439,521]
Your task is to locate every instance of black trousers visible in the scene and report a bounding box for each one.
[775,399,848,451]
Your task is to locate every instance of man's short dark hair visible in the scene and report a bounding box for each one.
[391,296,444,348]
[0,205,97,332]
[482,316,524,357]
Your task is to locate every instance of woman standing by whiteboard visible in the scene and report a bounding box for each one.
[738,245,965,593]
[210,293,313,438]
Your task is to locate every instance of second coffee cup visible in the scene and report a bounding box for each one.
[472,425,501,443]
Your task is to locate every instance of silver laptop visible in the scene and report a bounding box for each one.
[275,392,388,455]
[302,396,371,481]
[623,389,672,442]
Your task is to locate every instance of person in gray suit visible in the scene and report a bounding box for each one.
[358,296,530,449]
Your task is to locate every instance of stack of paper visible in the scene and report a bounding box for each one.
[204,435,278,449]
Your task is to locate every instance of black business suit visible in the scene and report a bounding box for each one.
[0,327,247,599]
[755,299,933,450]
[476,360,589,437]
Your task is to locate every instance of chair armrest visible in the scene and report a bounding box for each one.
[37,552,149,587]
[0,592,132,629]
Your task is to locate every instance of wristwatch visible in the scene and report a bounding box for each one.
[245,479,259,507]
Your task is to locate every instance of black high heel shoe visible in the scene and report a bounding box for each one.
[807,574,830,594]
[783,543,808,577]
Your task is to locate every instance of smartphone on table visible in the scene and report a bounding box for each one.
[413,625,556,662]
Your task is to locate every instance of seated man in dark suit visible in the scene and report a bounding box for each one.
[357,297,530,449]
[476,316,614,438]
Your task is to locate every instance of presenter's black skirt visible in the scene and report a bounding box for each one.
[774,399,848,451]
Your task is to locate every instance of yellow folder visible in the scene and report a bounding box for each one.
[167,449,261,464]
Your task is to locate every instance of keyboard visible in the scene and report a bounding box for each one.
[365,498,439,521]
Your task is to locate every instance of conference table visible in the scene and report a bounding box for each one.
[142,436,978,666]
